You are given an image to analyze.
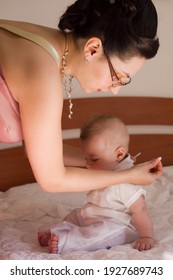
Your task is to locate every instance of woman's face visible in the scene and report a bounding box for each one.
[77,54,146,95]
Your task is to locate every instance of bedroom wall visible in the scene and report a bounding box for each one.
[0,0,172,150]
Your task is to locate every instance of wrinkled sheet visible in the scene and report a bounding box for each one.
[0,166,173,260]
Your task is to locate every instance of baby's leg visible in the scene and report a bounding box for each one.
[48,234,59,254]
[38,230,51,247]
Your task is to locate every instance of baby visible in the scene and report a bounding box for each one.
[38,115,154,253]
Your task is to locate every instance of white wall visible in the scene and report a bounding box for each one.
[123,0,173,98]
[0,0,172,98]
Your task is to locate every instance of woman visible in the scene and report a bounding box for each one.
[0,0,162,192]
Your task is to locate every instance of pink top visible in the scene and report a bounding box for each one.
[0,23,60,143]
[0,69,23,143]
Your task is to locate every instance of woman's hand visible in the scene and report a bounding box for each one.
[129,158,162,185]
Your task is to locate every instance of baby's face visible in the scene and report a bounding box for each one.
[81,134,118,171]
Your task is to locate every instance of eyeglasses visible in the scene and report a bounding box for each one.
[106,54,131,87]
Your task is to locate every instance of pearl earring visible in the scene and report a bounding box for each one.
[85,54,90,63]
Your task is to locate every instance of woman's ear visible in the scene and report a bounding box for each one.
[115,146,126,162]
[84,37,103,61]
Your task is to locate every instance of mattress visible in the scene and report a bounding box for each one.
[0,166,173,260]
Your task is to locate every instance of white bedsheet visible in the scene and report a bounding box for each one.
[0,166,173,260]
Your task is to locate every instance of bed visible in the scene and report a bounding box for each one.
[0,96,173,260]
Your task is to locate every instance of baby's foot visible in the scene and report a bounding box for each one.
[38,231,51,247]
[48,234,59,254]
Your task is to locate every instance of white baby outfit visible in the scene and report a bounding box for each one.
[51,155,146,253]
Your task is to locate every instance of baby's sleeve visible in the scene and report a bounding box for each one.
[117,184,146,209]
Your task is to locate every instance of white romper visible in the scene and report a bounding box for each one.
[51,155,146,253]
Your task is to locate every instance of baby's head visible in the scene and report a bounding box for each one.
[80,114,129,170]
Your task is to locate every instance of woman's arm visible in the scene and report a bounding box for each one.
[130,196,154,251]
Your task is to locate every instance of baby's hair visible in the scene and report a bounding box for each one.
[80,114,129,150]
[58,0,159,60]
[80,114,116,139]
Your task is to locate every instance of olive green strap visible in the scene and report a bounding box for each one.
[0,23,60,67]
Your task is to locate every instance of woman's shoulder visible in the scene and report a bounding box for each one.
[0,19,59,41]
[0,19,52,32]
[0,20,62,101]
[0,19,62,80]
[0,19,60,63]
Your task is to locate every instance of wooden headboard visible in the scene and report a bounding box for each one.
[0,96,173,191]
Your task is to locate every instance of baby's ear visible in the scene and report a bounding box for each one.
[115,146,126,161]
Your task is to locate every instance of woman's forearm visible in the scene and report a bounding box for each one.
[38,158,162,193]
[40,165,130,192]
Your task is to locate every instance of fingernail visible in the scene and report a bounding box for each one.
[157,157,162,161]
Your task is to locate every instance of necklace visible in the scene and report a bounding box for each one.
[61,33,73,119]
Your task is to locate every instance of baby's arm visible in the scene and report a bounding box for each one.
[129,195,154,251]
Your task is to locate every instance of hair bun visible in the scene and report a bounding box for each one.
[119,0,137,17]
[59,12,87,31]
[107,0,115,4]
[58,0,92,31]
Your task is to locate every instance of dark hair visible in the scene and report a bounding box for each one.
[58,0,159,60]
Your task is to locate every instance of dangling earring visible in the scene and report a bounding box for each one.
[61,34,73,119]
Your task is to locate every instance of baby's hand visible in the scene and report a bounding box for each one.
[133,237,154,251]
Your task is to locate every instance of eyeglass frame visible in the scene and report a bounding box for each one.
[105,53,131,87]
